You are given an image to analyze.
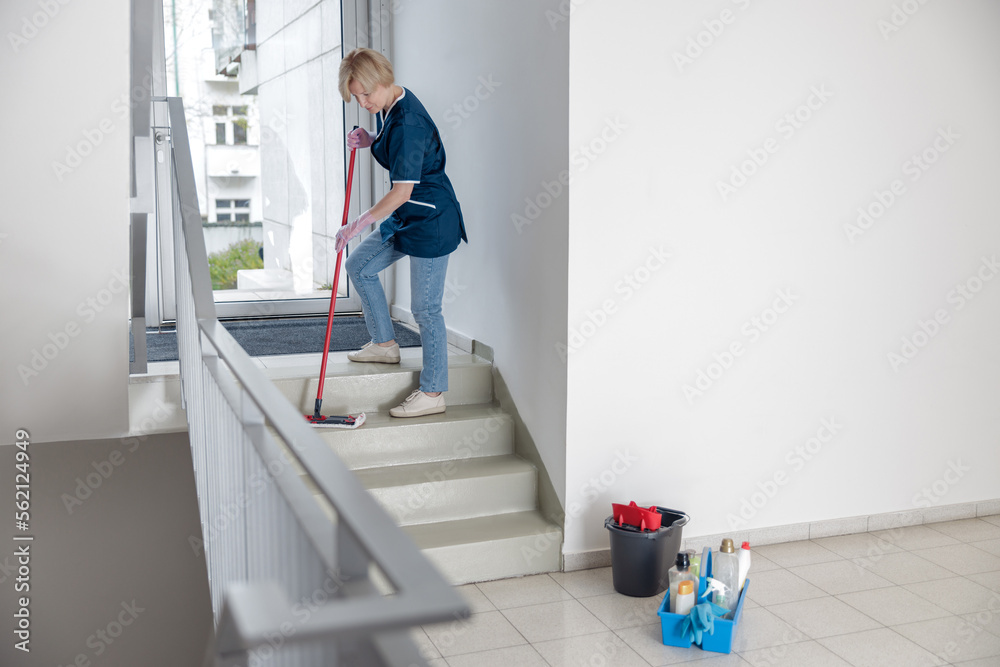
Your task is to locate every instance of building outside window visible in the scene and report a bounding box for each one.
[216,199,251,222]
[214,105,248,145]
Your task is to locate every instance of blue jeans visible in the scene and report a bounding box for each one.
[345,232,450,393]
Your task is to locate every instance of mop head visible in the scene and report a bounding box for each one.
[306,412,367,429]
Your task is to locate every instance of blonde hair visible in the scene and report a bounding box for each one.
[339,48,394,103]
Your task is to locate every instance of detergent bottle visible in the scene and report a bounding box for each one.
[712,538,740,616]
[674,579,695,616]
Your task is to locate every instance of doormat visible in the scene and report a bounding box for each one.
[130,316,421,363]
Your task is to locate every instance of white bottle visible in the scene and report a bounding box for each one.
[668,552,696,614]
[713,539,740,617]
[674,579,695,616]
[737,541,752,592]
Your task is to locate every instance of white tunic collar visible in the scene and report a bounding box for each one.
[382,86,406,123]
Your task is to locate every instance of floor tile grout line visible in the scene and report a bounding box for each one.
[960,569,1000,591]
[496,596,617,642]
[529,641,556,667]
[725,611,816,664]
[471,574,575,611]
[834,589,962,626]
[921,516,1000,540]
[750,537,845,567]
[435,641,554,667]
[545,570,580,602]
[908,546,1000,578]
[532,630,657,667]
[607,625,668,666]
[835,590,966,636]
[423,608,531,659]
[767,593,890,635]
[882,623,954,666]
[778,561,897,599]
[441,641,556,667]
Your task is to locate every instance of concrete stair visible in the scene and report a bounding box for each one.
[266,351,562,585]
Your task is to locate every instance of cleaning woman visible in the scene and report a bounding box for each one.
[336,48,468,418]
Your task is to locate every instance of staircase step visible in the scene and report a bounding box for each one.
[265,353,493,416]
[271,349,564,583]
[403,511,563,585]
[315,404,513,470]
[352,455,538,526]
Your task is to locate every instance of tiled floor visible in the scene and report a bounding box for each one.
[414,516,1000,666]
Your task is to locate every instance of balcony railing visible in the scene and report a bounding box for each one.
[210,0,256,77]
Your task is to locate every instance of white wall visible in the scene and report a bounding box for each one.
[0,0,131,443]
[565,0,1000,554]
[391,0,570,500]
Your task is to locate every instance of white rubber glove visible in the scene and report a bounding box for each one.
[346,127,375,149]
[335,210,375,253]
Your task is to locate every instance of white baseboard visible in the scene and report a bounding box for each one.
[564,549,613,572]
[563,499,1000,572]
[389,304,474,353]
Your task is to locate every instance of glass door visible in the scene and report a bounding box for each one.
[155,0,379,322]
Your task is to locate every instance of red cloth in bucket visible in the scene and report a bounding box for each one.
[611,501,662,531]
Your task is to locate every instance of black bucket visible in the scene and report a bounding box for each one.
[604,507,689,597]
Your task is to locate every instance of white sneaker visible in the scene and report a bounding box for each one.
[347,341,400,364]
[389,390,445,418]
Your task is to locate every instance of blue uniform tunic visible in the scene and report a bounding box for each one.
[371,88,468,258]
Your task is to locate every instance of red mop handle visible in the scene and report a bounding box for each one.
[315,142,358,403]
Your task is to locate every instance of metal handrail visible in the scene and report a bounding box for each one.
[166,96,469,663]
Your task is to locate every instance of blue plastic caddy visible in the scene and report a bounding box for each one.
[656,546,749,653]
